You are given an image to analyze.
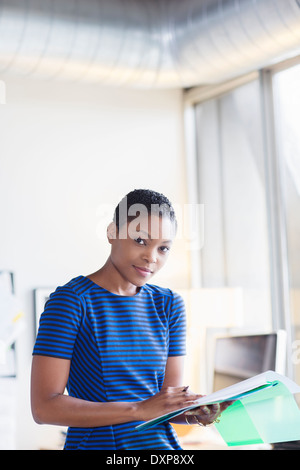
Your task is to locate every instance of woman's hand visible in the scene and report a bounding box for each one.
[135,386,202,422]
[184,400,233,426]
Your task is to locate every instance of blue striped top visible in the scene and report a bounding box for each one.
[33,275,186,450]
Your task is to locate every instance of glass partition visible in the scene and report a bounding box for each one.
[194,79,272,331]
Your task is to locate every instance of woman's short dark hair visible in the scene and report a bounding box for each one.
[113,189,177,233]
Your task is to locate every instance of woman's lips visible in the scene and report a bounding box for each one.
[133,266,153,277]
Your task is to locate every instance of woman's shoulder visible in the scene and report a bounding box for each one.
[45,276,91,309]
[52,275,93,296]
[143,283,183,302]
[143,282,171,296]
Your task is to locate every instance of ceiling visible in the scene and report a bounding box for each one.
[0,0,300,88]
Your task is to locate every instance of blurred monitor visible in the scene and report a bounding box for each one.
[212,330,287,392]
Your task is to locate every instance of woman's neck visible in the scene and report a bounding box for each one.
[86,257,140,296]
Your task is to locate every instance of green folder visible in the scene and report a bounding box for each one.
[215,380,300,446]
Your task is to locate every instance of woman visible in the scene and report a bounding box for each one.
[31,189,227,450]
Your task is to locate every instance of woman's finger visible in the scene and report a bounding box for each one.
[209,403,221,414]
[185,406,210,417]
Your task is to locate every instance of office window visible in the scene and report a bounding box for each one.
[195,79,272,330]
[273,64,300,383]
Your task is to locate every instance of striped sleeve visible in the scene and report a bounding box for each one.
[168,291,186,356]
[33,286,83,360]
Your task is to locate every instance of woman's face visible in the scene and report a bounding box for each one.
[108,214,176,287]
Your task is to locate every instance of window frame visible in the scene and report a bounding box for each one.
[183,54,300,379]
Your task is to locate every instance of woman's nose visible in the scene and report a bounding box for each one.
[142,247,157,264]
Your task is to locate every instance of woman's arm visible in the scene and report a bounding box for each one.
[31,355,138,427]
[162,355,197,425]
[30,355,200,427]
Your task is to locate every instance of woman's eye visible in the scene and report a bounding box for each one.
[160,246,170,253]
[134,237,146,245]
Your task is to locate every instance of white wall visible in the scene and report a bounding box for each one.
[0,77,189,449]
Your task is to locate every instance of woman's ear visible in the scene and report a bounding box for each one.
[107,222,117,244]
